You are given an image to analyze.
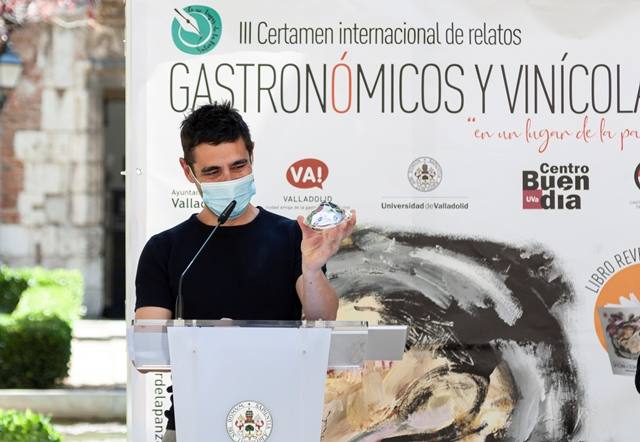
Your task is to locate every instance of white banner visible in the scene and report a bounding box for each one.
[127,1,640,440]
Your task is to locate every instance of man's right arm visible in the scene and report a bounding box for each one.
[135,234,174,320]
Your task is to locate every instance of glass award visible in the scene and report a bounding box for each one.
[304,201,351,230]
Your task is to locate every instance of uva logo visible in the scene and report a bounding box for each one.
[522,162,590,210]
[226,401,273,441]
[635,163,640,190]
[286,159,329,189]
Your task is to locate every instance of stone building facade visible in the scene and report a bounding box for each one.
[0,1,125,317]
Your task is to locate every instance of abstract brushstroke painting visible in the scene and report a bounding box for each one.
[322,228,583,441]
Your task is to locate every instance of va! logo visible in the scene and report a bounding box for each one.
[522,163,590,210]
[171,5,222,55]
[286,159,329,190]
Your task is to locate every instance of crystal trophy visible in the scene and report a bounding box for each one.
[304,202,351,230]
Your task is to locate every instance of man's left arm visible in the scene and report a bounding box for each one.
[295,211,356,320]
[295,269,339,320]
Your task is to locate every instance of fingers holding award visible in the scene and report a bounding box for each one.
[296,202,356,272]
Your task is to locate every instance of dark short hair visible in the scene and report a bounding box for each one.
[180,102,254,165]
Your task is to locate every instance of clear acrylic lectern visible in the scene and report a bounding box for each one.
[127,320,407,442]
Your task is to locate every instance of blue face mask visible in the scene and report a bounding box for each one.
[192,172,256,220]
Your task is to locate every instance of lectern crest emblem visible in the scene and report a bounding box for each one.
[226,401,273,441]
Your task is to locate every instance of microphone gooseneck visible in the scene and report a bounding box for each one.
[175,200,237,319]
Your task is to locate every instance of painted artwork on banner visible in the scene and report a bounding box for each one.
[128,0,640,440]
[325,230,581,441]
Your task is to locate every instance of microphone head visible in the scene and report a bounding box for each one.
[217,200,237,225]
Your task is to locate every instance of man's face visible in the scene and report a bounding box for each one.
[181,138,252,184]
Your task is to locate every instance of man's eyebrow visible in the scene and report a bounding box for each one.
[200,159,248,173]
[200,165,220,173]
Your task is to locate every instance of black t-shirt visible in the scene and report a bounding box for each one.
[135,207,303,320]
[135,207,304,430]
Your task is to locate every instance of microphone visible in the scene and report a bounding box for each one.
[216,199,236,225]
[175,200,236,319]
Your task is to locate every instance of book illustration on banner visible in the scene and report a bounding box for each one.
[598,295,640,376]
[171,5,222,55]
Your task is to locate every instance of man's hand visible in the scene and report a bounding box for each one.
[296,210,356,272]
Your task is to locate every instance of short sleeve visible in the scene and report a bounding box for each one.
[134,235,174,312]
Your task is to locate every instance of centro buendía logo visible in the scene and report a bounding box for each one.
[522,163,590,210]
[171,5,222,55]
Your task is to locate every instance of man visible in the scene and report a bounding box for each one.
[134,102,355,441]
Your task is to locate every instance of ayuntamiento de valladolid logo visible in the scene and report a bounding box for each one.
[172,5,222,55]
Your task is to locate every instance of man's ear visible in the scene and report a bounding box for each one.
[179,158,195,183]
